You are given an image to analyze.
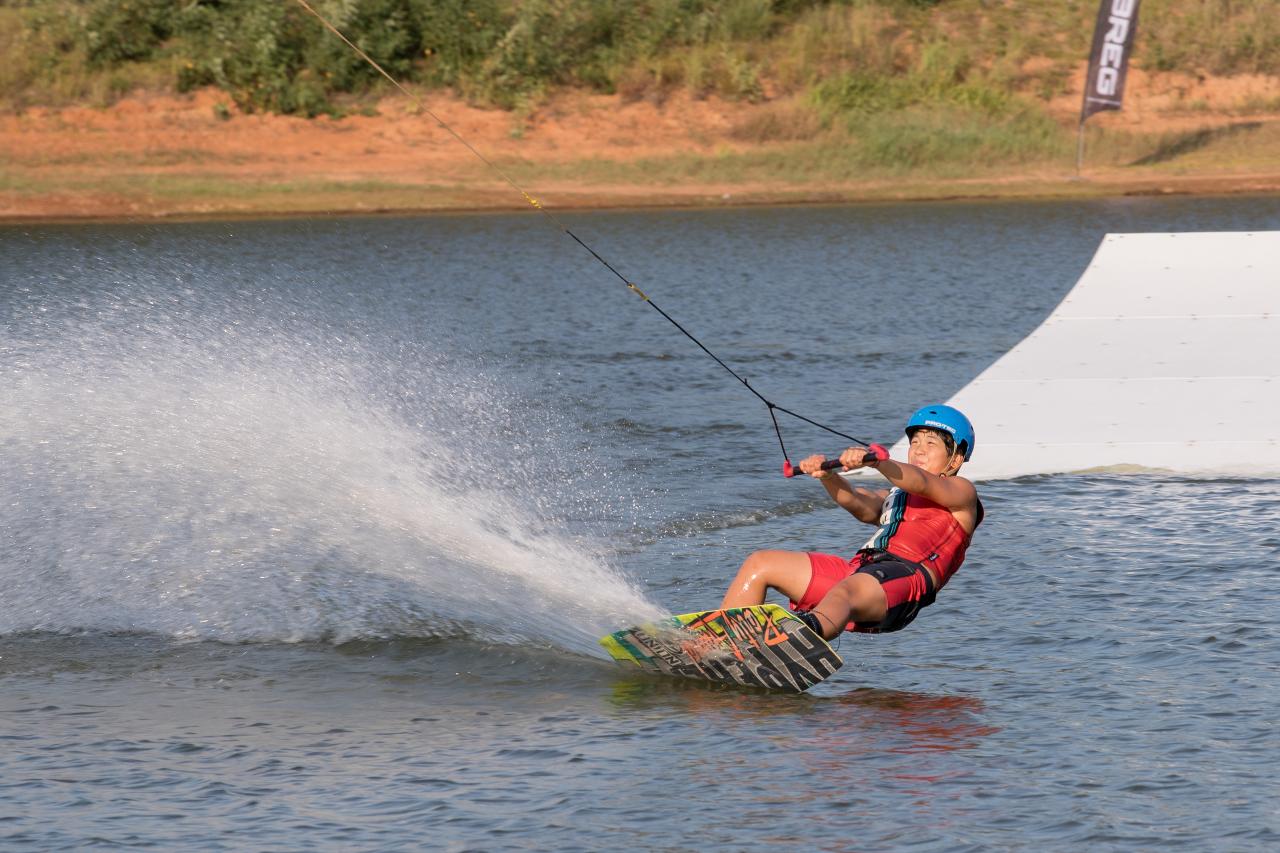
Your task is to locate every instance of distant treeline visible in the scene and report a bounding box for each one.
[1,0,1276,118]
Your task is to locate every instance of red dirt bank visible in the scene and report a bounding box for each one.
[2,69,1278,222]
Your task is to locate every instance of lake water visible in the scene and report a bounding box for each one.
[2,196,1279,850]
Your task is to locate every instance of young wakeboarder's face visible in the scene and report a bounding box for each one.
[908,428,964,476]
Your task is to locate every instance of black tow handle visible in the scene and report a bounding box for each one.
[782,444,889,478]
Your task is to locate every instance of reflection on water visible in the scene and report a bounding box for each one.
[605,676,995,758]
[838,688,998,754]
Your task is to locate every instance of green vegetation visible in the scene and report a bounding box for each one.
[4,0,1278,115]
[1143,0,1280,74]
[4,0,811,114]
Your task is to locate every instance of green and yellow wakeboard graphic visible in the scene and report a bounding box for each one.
[600,603,843,692]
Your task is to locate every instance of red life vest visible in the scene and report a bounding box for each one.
[862,488,980,589]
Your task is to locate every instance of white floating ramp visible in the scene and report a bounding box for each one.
[890,232,1279,480]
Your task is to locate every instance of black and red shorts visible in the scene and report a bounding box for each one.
[792,550,936,634]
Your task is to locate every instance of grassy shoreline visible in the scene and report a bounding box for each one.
[4,1,1278,223]
[4,164,1278,226]
[5,0,1274,225]
[4,86,1278,225]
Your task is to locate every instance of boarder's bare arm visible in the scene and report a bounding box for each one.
[798,454,886,522]
[852,454,979,530]
[830,482,890,523]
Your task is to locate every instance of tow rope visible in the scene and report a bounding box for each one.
[291,0,886,476]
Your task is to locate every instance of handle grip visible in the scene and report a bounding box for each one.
[782,444,888,478]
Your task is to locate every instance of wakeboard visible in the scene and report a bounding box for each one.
[599,603,843,692]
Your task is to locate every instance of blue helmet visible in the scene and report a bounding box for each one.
[905,404,975,461]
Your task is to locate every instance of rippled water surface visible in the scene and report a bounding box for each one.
[3,196,1279,850]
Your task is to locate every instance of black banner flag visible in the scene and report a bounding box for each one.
[1080,0,1142,124]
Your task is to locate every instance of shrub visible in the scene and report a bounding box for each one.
[84,0,173,66]
[412,0,504,87]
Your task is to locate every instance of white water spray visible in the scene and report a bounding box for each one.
[0,274,663,654]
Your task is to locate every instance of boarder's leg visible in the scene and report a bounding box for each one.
[720,549,812,609]
[809,573,888,640]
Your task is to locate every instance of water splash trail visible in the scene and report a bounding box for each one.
[0,274,664,655]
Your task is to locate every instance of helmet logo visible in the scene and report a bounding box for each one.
[922,419,956,436]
